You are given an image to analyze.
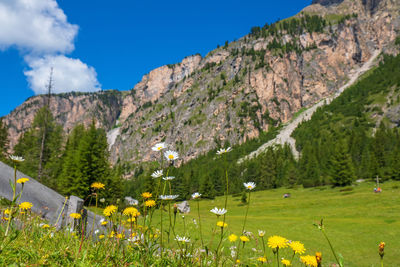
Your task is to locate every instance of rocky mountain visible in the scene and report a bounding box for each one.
[4,91,123,149]
[3,0,400,169]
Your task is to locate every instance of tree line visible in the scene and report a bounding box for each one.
[0,106,122,202]
[124,54,400,200]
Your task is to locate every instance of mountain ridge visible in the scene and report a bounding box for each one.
[3,0,400,172]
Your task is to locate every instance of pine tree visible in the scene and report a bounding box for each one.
[75,121,112,199]
[260,148,277,188]
[58,121,121,200]
[59,124,86,195]
[14,106,63,186]
[298,143,320,187]
[0,119,9,160]
[200,175,215,199]
[330,141,356,186]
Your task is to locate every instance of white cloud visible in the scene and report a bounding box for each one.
[0,0,78,54]
[25,55,101,94]
[0,0,101,93]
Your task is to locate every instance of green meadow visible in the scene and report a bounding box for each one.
[1,180,399,266]
[150,180,400,266]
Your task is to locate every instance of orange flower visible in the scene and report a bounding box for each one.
[315,252,322,264]
[379,242,385,258]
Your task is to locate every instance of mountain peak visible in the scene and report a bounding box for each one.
[311,0,344,6]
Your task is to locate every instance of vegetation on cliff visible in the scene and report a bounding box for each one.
[124,54,400,200]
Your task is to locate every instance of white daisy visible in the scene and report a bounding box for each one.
[162,176,175,181]
[175,235,191,243]
[164,150,179,161]
[152,142,166,152]
[243,182,256,190]
[258,230,265,237]
[151,170,163,178]
[191,192,201,199]
[216,147,232,155]
[9,155,25,163]
[159,195,179,201]
[210,207,227,216]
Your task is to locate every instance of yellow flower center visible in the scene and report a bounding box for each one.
[168,154,174,159]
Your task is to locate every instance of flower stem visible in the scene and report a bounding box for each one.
[55,196,68,228]
[277,248,280,267]
[168,202,172,243]
[197,200,204,248]
[234,190,251,263]
[5,164,17,236]
[160,201,164,250]
[321,229,341,267]
[90,193,98,237]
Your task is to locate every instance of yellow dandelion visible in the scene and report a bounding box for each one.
[101,221,108,226]
[141,192,152,199]
[240,235,250,242]
[290,241,306,254]
[17,178,29,184]
[91,182,105,190]
[99,234,105,239]
[3,216,9,221]
[123,207,140,217]
[300,255,318,267]
[108,231,115,238]
[268,235,288,249]
[281,258,291,266]
[236,259,240,264]
[116,233,125,239]
[257,256,267,263]
[216,221,228,228]
[69,213,81,219]
[145,200,156,207]
[19,202,33,210]
[229,234,238,242]
[4,209,11,215]
[127,217,136,223]
[42,224,50,229]
[103,205,118,217]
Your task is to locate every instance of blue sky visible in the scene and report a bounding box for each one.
[0,0,310,117]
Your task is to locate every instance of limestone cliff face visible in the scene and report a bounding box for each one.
[4,91,123,148]
[312,0,345,6]
[4,0,400,169]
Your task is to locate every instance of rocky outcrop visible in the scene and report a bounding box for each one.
[312,0,344,6]
[4,91,123,149]
[4,0,400,169]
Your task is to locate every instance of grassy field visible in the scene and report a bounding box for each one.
[148,180,400,266]
[2,180,399,266]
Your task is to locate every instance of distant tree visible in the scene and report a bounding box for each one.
[241,191,247,204]
[298,143,320,187]
[58,124,86,195]
[14,106,63,187]
[330,141,356,186]
[200,176,215,199]
[0,119,9,160]
[224,40,229,48]
[59,121,122,200]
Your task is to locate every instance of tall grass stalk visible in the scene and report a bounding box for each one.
[4,164,18,237]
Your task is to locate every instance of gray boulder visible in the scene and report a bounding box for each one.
[177,201,190,214]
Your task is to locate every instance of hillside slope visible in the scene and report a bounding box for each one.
[3,0,400,169]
